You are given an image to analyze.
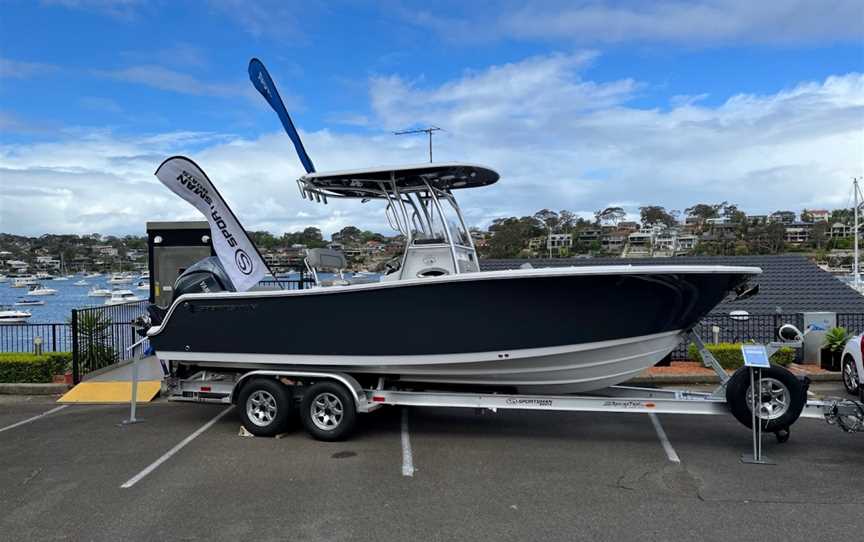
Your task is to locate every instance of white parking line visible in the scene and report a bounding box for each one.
[648,412,680,463]
[121,406,233,489]
[401,408,415,477]
[0,405,68,434]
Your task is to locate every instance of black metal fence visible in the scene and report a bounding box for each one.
[0,323,72,353]
[71,300,149,383]
[258,277,316,290]
[670,313,805,361]
[837,313,864,335]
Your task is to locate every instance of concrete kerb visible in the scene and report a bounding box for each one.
[0,383,71,395]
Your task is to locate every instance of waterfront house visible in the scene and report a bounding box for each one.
[769,211,796,225]
[784,222,812,245]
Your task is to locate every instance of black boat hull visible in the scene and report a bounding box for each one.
[148,266,758,392]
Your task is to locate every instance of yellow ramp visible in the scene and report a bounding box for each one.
[58,381,161,403]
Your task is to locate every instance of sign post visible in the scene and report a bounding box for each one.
[740,344,774,465]
[122,337,148,425]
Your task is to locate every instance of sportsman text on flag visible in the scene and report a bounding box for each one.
[154,156,268,292]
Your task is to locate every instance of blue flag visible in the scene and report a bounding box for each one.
[249,58,316,174]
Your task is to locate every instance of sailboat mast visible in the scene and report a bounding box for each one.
[855,177,861,289]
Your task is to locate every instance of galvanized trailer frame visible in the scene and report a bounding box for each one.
[163,329,857,434]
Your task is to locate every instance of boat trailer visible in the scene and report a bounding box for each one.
[160,328,864,444]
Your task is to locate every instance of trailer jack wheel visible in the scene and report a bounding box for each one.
[726,364,806,433]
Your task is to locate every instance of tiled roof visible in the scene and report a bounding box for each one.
[480,255,864,314]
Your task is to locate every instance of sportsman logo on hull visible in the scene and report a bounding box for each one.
[235,249,253,275]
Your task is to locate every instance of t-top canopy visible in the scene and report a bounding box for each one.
[298,162,499,199]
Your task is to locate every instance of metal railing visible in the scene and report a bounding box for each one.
[837,313,864,335]
[258,277,316,290]
[0,323,73,353]
[71,300,149,383]
[670,313,805,361]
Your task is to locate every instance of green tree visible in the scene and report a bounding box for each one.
[639,206,676,227]
[810,222,828,249]
[333,226,362,244]
[684,203,720,221]
[486,217,543,258]
[594,206,626,226]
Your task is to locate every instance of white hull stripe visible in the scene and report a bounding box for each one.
[156,329,683,368]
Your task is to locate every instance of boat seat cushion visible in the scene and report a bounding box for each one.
[305,248,346,271]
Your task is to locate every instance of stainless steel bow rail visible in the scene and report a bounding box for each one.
[156,327,864,449]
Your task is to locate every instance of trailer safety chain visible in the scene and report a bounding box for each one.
[824,400,864,433]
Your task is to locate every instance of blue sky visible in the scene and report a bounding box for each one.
[1,1,863,236]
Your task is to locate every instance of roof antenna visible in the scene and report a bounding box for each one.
[394,126,442,163]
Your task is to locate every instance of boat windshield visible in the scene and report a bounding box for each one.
[403,192,470,248]
[437,196,471,247]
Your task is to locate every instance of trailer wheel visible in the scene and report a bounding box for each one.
[726,364,806,432]
[842,355,860,395]
[238,379,292,437]
[300,382,356,441]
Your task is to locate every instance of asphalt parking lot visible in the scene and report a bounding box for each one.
[1,385,863,542]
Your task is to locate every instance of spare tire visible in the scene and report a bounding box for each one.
[726,364,807,432]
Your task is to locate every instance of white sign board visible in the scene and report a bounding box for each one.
[741,344,771,368]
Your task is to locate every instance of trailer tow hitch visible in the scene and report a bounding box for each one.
[823,400,864,433]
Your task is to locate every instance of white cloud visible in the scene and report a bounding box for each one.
[1,53,862,238]
[407,1,864,45]
[94,65,245,97]
[0,57,60,79]
[205,0,309,42]
[41,0,143,20]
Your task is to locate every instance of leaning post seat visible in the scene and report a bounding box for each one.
[305,248,348,286]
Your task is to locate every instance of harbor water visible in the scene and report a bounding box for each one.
[0,276,140,324]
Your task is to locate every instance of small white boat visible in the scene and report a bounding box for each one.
[53,276,69,281]
[11,276,37,288]
[35,272,55,280]
[0,305,31,324]
[108,273,133,285]
[0,274,8,283]
[74,279,88,286]
[15,298,45,306]
[104,290,142,305]
[27,284,58,296]
[88,287,112,297]
[85,272,102,278]
[136,280,150,291]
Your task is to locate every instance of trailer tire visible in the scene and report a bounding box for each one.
[238,378,293,437]
[300,382,356,441]
[726,364,806,432]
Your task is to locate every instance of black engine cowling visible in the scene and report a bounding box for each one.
[172,256,235,299]
[147,256,236,325]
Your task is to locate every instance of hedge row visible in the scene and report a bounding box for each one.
[0,352,71,383]
[687,343,795,370]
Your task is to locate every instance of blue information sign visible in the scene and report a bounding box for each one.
[741,344,771,368]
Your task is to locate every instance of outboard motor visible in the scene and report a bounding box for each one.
[172,256,236,300]
[147,256,236,325]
